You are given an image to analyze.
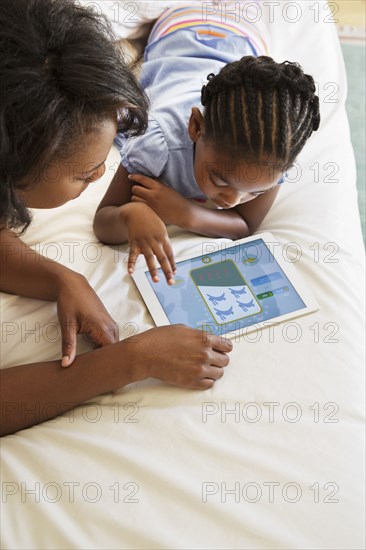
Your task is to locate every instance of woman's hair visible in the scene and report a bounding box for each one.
[201,56,320,173]
[0,0,149,231]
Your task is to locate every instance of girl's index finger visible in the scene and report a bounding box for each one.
[163,240,177,276]
[127,242,141,275]
[155,246,175,285]
[141,247,160,282]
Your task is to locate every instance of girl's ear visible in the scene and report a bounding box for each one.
[188,107,204,142]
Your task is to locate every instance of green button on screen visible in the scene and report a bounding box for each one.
[257,291,274,300]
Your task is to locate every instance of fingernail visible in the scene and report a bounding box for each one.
[61,356,70,367]
[153,275,160,282]
[168,278,175,285]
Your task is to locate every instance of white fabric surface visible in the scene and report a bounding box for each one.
[1,2,365,549]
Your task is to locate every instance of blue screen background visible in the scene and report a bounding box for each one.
[145,239,306,335]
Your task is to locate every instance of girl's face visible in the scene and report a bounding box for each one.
[193,137,282,208]
[188,107,282,208]
[19,119,117,208]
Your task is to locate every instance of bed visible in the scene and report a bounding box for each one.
[1,2,365,548]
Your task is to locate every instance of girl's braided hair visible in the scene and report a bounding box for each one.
[201,56,320,172]
[0,0,149,231]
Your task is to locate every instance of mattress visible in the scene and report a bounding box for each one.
[1,2,365,548]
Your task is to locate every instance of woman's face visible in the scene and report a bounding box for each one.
[19,118,117,208]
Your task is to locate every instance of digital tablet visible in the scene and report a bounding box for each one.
[132,232,319,338]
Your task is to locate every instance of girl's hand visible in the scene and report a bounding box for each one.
[129,174,192,226]
[123,324,233,390]
[124,202,176,284]
[57,272,119,367]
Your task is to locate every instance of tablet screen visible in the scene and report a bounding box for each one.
[144,238,306,334]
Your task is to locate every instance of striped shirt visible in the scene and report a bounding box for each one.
[148,2,270,56]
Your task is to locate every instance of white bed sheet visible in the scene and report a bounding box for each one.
[1,2,365,549]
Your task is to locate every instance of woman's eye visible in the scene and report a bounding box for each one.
[79,173,95,184]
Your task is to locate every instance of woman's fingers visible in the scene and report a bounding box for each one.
[60,319,77,367]
[205,365,225,380]
[209,350,231,368]
[208,334,233,354]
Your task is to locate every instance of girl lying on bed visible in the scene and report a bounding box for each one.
[94,3,320,285]
[0,0,233,436]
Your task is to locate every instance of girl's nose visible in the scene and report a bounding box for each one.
[218,188,244,207]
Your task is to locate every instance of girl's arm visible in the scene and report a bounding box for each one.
[0,229,119,365]
[1,326,232,436]
[233,185,281,236]
[184,184,281,239]
[93,165,176,283]
[93,163,133,244]
[129,174,281,239]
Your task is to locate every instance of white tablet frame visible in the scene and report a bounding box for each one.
[132,232,319,339]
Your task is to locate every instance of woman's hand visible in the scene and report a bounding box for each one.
[0,229,119,369]
[1,323,233,435]
[122,324,233,390]
[57,272,119,367]
[129,173,192,226]
[123,202,176,284]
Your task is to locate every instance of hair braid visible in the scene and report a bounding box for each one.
[244,81,260,153]
[261,87,274,154]
[277,86,290,161]
[201,55,320,173]
[234,86,250,151]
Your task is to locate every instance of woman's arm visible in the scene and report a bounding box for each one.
[1,326,232,436]
[0,229,119,365]
[1,228,79,300]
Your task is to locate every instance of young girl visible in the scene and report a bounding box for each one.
[0,0,232,436]
[94,3,320,285]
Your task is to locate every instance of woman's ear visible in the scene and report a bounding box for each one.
[188,107,204,142]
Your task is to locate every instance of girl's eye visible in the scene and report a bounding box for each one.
[208,172,227,188]
[250,184,278,197]
[250,191,265,197]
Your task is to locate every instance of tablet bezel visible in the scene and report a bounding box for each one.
[131,231,319,338]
